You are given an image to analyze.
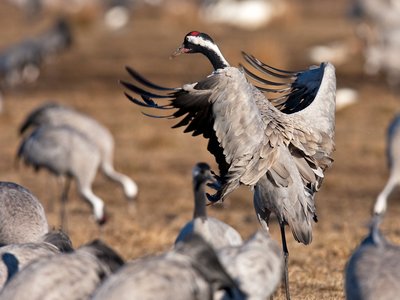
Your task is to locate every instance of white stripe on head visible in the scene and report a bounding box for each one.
[187,35,230,67]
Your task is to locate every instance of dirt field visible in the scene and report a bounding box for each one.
[1,1,399,299]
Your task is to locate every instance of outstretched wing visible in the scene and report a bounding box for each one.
[122,63,335,203]
[241,52,336,140]
[121,67,281,201]
[121,66,230,187]
[241,52,317,113]
[242,53,336,190]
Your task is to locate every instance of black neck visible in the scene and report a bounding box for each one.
[193,44,229,70]
[204,49,229,70]
[193,180,207,219]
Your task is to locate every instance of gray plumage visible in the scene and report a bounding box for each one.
[0,230,73,288]
[350,0,400,32]
[39,230,73,253]
[216,229,283,300]
[374,114,400,215]
[20,102,138,200]
[175,162,243,249]
[0,239,124,300]
[0,39,41,88]
[17,124,106,227]
[241,52,335,245]
[122,32,335,242]
[92,234,244,300]
[0,19,72,89]
[350,0,400,87]
[0,182,48,245]
[345,214,400,300]
[363,27,400,87]
[35,19,73,61]
[122,31,336,300]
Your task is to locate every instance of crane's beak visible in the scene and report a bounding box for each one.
[169,44,190,59]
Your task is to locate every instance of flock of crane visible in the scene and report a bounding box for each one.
[1,0,400,299]
[0,161,284,299]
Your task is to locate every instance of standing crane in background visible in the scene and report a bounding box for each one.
[17,124,107,230]
[19,102,138,204]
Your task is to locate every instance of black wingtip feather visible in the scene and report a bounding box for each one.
[124,66,175,91]
[120,80,171,99]
[244,55,296,79]
[141,111,174,119]
[123,92,152,108]
[141,95,172,109]
[241,65,291,87]
[242,51,301,75]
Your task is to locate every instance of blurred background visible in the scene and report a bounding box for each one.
[0,0,399,298]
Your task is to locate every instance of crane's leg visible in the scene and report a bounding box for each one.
[46,175,59,213]
[280,222,291,300]
[60,178,71,233]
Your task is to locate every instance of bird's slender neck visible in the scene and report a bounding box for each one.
[370,214,385,246]
[189,37,230,70]
[202,47,230,71]
[193,180,207,219]
[101,164,138,199]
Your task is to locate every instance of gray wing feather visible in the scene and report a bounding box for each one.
[123,65,335,205]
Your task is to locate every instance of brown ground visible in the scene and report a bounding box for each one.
[0,1,399,299]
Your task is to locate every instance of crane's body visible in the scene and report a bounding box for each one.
[122,31,336,300]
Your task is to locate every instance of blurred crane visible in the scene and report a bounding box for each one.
[374,114,400,216]
[17,124,106,230]
[0,181,48,245]
[35,19,73,60]
[216,229,283,300]
[92,234,244,300]
[6,0,136,30]
[350,0,400,32]
[345,214,400,300]
[0,230,73,288]
[0,38,41,89]
[175,162,243,249]
[0,19,72,111]
[350,0,400,87]
[20,102,138,203]
[0,18,72,89]
[0,239,124,300]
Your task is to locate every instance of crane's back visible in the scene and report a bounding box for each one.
[0,182,48,245]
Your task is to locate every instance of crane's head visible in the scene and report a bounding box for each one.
[192,162,218,191]
[171,31,216,57]
[170,31,229,70]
